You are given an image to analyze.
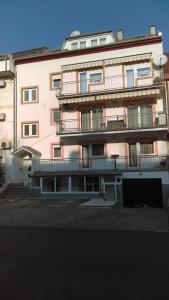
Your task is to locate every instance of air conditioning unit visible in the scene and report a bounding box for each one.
[0,80,6,88]
[0,141,11,149]
[0,113,6,121]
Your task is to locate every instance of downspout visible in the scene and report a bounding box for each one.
[165,80,169,155]
[13,59,17,152]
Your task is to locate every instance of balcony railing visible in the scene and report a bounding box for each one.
[32,155,169,174]
[56,112,167,134]
[58,75,161,97]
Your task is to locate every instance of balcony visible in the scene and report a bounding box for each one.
[56,112,167,135]
[32,155,169,175]
[57,75,163,104]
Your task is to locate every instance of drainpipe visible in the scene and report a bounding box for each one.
[165,80,169,154]
[13,59,17,152]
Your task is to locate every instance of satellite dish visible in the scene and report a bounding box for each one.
[153,54,168,67]
[70,31,81,37]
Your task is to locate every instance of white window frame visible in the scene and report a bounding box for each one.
[71,42,78,50]
[80,41,86,48]
[22,122,38,137]
[137,67,151,77]
[90,72,102,84]
[99,38,106,45]
[91,39,98,47]
[22,87,38,103]
[125,64,152,87]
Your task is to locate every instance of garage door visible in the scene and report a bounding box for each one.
[122,179,163,208]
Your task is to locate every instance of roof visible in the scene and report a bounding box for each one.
[64,29,113,41]
[14,34,162,65]
[12,146,41,158]
[164,52,169,80]
[12,47,49,59]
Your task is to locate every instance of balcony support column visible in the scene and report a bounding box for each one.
[68,176,72,192]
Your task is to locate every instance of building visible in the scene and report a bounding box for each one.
[0,55,14,192]
[3,25,169,207]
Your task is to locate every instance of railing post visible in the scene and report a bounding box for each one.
[111,155,119,170]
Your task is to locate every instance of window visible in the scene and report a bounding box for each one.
[81,108,103,131]
[22,122,38,137]
[91,39,98,47]
[90,73,102,83]
[100,38,106,45]
[137,67,150,77]
[79,176,100,192]
[140,142,154,154]
[53,79,61,89]
[71,42,78,50]
[50,73,61,90]
[31,177,40,188]
[51,109,61,124]
[92,144,104,156]
[80,41,86,48]
[42,177,61,192]
[52,144,62,158]
[22,87,38,103]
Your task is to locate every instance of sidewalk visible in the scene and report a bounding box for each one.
[0,197,168,232]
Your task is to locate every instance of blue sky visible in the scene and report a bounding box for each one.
[0,0,169,53]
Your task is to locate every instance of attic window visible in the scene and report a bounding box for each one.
[91,39,98,47]
[100,38,106,45]
[80,41,86,48]
[71,42,78,50]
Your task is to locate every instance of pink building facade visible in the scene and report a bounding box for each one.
[9,27,169,207]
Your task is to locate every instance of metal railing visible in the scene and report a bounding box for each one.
[56,112,167,134]
[32,155,169,174]
[58,74,160,97]
[0,164,5,187]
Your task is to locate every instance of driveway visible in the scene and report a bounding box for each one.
[0,197,168,232]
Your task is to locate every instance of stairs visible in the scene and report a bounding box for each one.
[1,183,40,201]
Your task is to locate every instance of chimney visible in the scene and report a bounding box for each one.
[116,29,123,41]
[149,25,157,35]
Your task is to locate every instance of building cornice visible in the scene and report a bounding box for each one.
[15,36,162,65]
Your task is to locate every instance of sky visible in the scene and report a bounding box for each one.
[0,0,169,54]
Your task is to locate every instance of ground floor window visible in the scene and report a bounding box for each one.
[79,176,100,192]
[31,177,40,188]
[42,177,61,192]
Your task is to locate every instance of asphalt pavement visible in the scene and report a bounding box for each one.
[0,198,168,232]
[0,227,168,300]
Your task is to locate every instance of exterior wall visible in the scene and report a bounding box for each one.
[0,59,14,189]
[15,32,169,206]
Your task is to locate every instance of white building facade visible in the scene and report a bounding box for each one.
[5,26,169,207]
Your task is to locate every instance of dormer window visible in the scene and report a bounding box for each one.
[80,41,86,48]
[71,42,78,50]
[91,39,98,47]
[100,38,106,45]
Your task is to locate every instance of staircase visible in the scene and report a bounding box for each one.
[1,183,40,201]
